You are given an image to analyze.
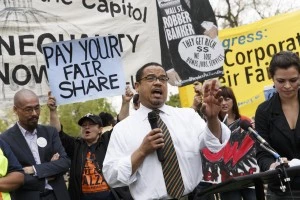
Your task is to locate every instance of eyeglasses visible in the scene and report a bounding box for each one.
[139,75,169,83]
[15,105,41,114]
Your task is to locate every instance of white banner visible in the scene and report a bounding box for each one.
[0,0,160,106]
[42,35,125,105]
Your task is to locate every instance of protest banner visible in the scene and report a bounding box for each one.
[0,0,160,107]
[42,35,125,105]
[179,10,300,118]
[156,0,224,86]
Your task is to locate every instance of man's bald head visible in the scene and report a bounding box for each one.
[13,89,40,132]
[14,89,38,107]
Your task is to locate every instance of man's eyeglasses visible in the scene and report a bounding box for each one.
[15,105,41,114]
[139,75,169,83]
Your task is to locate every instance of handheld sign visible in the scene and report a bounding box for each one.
[42,35,125,105]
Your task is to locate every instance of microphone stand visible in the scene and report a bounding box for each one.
[260,143,291,193]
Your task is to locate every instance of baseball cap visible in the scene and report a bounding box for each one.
[78,113,103,126]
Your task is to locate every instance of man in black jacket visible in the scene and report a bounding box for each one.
[0,89,70,200]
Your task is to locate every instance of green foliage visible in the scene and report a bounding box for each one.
[0,119,9,133]
[0,98,116,136]
[166,93,181,108]
[54,98,116,137]
[0,108,17,133]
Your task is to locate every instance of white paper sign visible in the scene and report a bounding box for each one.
[178,35,224,72]
[42,35,125,105]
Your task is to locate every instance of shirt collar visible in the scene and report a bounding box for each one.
[17,122,37,136]
[138,104,171,121]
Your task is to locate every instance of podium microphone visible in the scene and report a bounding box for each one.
[148,111,164,162]
[240,120,291,192]
[240,120,271,148]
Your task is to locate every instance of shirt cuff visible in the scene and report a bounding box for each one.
[32,165,37,176]
[117,155,137,185]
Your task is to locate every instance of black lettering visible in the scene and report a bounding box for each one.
[37,33,57,53]
[92,61,104,76]
[86,79,100,94]
[245,66,253,84]
[126,35,138,53]
[255,68,265,82]
[110,1,121,17]
[118,34,125,52]
[63,65,73,80]
[0,36,15,55]
[0,63,10,84]
[73,63,85,79]
[89,175,94,185]
[19,35,35,55]
[109,74,119,89]
[95,174,101,185]
[12,65,31,86]
[236,52,245,65]
[82,175,89,185]
[132,8,142,20]
[97,76,109,90]
[98,38,110,59]
[127,2,133,18]
[43,46,54,68]
[59,81,73,98]
[224,49,234,67]
[97,0,109,12]
[31,65,48,83]
[109,36,121,56]
[254,47,265,67]
[55,45,67,66]
[73,80,86,96]
[79,40,88,61]
[82,0,96,9]
[62,43,73,63]
[62,0,72,5]
[89,39,100,60]
[82,61,94,78]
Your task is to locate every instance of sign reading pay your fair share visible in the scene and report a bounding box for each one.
[42,35,126,105]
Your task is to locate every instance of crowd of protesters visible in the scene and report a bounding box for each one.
[0,51,300,200]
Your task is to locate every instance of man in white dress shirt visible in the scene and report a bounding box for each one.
[103,62,230,199]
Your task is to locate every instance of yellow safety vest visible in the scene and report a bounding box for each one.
[0,148,11,200]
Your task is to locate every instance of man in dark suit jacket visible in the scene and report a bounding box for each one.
[157,0,218,86]
[0,89,71,200]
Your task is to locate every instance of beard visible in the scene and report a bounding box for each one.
[26,117,39,131]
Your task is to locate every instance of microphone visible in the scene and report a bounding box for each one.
[240,120,291,192]
[240,120,271,147]
[148,111,164,162]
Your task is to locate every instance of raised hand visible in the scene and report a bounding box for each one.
[201,79,222,120]
[47,91,57,111]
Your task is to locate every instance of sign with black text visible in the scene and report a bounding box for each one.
[42,35,125,105]
[0,1,159,108]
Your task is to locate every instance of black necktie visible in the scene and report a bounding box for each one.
[154,110,184,198]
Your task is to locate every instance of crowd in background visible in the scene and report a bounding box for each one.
[0,51,300,200]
